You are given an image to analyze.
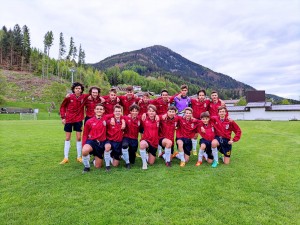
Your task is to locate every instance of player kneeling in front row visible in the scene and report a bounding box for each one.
[196,112,217,167]
[158,106,178,167]
[81,104,108,173]
[139,104,159,170]
[104,105,126,172]
[210,106,242,165]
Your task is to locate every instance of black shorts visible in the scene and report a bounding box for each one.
[64,121,83,132]
[200,138,213,160]
[122,137,138,149]
[85,139,106,159]
[215,136,232,157]
[84,116,92,125]
[107,140,122,160]
[144,141,157,157]
[159,138,174,153]
[176,138,192,156]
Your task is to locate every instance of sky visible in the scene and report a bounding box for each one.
[1,0,300,100]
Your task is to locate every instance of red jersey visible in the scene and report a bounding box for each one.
[82,115,107,145]
[152,97,170,115]
[141,117,159,147]
[60,94,85,123]
[176,117,199,139]
[84,95,103,118]
[158,115,178,143]
[123,115,141,139]
[208,99,223,117]
[197,121,215,141]
[106,116,124,142]
[191,98,210,119]
[102,95,119,115]
[119,95,140,116]
[210,116,241,142]
[138,99,151,116]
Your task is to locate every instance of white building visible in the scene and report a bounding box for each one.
[227,102,300,121]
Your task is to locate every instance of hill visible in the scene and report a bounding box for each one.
[92,45,255,94]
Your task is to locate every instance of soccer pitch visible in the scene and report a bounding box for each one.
[0,120,299,225]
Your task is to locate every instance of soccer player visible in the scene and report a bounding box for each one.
[210,106,242,166]
[138,92,151,116]
[173,84,191,116]
[139,104,159,170]
[208,91,225,117]
[119,85,140,116]
[122,104,141,167]
[190,89,210,155]
[84,86,104,123]
[174,107,199,167]
[104,105,126,171]
[152,89,173,116]
[158,106,178,167]
[81,104,107,173]
[102,88,119,115]
[59,82,85,164]
[196,112,216,167]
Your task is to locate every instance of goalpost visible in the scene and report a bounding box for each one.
[20,113,37,120]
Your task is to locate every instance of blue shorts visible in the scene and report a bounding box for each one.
[64,121,83,132]
[107,140,122,160]
[159,138,174,153]
[215,136,232,157]
[85,139,106,159]
[200,138,213,159]
[176,137,192,156]
[122,137,138,149]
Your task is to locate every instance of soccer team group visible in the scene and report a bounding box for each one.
[59,82,242,173]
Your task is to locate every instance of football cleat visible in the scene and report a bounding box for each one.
[77,157,82,163]
[212,160,219,168]
[142,163,148,170]
[159,151,165,158]
[192,150,197,156]
[136,152,141,158]
[172,152,179,159]
[125,163,131,169]
[60,158,69,164]
[82,167,90,174]
[195,161,202,166]
[105,166,111,172]
[165,162,171,167]
[180,161,186,167]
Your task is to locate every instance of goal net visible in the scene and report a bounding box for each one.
[20,113,37,120]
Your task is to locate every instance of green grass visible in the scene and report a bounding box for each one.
[0,121,299,225]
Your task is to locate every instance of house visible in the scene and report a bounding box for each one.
[227,102,300,121]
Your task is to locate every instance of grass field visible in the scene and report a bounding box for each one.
[0,120,299,225]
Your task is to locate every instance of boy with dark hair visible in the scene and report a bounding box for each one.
[174,107,199,167]
[190,89,210,155]
[173,84,191,116]
[81,104,107,173]
[102,88,119,115]
[208,91,225,117]
[122,104,141,167]
[119,85,140,116]
[59,82,85,164]
[139,104,159,170]
[196,112,216,167]
[84,86,104,123]
[158,105,178,167]
[211,106,242,166]
[138,92,151,116]
[104,105,126,171]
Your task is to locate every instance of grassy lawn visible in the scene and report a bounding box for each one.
[0,120,299,225]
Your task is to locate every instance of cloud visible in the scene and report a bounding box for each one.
[1,0,299,100]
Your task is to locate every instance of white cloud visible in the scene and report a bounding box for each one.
[0,0,299,100]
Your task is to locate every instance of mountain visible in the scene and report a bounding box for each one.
[92,45,255,94]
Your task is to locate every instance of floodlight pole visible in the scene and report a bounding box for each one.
[70,68,76,83]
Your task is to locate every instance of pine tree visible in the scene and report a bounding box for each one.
[43,31,54,78]
[13,24,23,68]
[57,32,66,80]
[21,25,31,70]
[66,37,74,60]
